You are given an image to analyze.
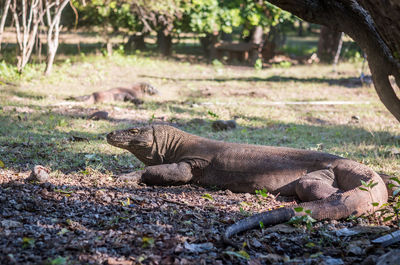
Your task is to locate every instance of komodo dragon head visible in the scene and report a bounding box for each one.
[138,83,159,95]
[107,125,188,166]
[107,126,162,165]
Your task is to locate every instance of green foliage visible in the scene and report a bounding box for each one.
[254,58,263,70]
[224,250,250,260]
[71,0,137,32]
[121,197,131,206]
[211,59,223,67]
[178,0,291,35]
[22,237,35,248]
[389,177,400,197]
[201,193,214,201]
[255,188,268,198]
[378,177,400,228]
[288,207,316,231]
[207,110,219,119]
[142,237,155,248]
[359,180,378,191]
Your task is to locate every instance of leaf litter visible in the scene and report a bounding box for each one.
[1,168,399,264]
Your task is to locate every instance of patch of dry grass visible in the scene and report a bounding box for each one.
[0,53,399,176]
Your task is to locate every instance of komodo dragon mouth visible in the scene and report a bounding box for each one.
[106,127,153,149]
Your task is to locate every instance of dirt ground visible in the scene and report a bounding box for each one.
[1,163,399,265]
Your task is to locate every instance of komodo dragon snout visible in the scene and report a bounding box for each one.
[107,126,154,149]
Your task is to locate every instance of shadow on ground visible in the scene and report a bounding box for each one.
[0,102,398,174]
[139,74,367,88]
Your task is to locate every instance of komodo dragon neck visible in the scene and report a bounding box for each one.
[152,125,196,164]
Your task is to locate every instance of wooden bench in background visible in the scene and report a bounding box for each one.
[212,42,260,64]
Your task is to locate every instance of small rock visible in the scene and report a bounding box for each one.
[336,226,390,237]
[248,259,263,265]
[174,244,184,253]
[361,255,378,265]
[104,196,112,203]
[346,239,370,256]
[321,257,344,265]
[224,189,233,196]
[352,225,390,234]
[376,249,400,265]
[1,219,22,229]
[250,238,262,248]
[351,115,360,121]
[392,135,400,143]
[107,257,133,265]
[390,147,400,156]
[183,241,214,253]
[261,254,284,263]
[335,228,359,237]
[372,230,400,247]
[188,118,207,126]
[212,120,237,131]
[89,111,109,120]
[347,244,363,256]
[265,224,302,234]
[26,165,50,183]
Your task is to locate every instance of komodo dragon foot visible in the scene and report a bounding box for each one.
[115,170,144,183]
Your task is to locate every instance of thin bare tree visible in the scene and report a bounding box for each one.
[9,0,45,73]
[43,0,70,75]
[0,0,12,51]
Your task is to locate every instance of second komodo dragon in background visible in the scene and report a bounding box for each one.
[107,125,389,245]
[70,82,158,104]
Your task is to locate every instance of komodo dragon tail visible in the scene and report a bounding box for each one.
[66,95,95,104]
[224,164,388,247]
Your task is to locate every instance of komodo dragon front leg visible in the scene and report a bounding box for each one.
[118,162,193,186]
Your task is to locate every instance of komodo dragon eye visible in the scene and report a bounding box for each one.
[129,128,139,134]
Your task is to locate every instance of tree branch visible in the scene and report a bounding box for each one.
[267,0,400,122]
[0,0,12,51]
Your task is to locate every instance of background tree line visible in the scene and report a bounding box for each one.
[0,0,317,74]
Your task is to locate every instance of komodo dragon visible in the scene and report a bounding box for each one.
[106,125,388,245]
[70,82,158,104]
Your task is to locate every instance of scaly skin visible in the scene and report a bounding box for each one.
[107,125,388,246]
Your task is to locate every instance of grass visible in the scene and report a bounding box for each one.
[0,51,399,179]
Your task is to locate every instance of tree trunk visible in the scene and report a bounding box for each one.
[249,26,263,65]
[200,32,218,60]
[106,39,113,57]
[298,20,303,37]
[332,32,344,71]
[267,0,400,122]
[317,26,343,63]
[44,0,70,75]
[10,0,43,73]
[0,0,11,51]
[126,33,146,51]
[157,29,172,57]
[261,26,281,61]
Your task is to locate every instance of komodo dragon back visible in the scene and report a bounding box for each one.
[106,125,389,247]
[67,82,158,104]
